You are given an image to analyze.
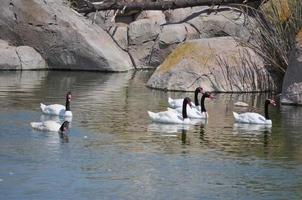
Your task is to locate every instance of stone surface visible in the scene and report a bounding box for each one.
[0,0,133,71]
[187,9,251,40]
[135,10,166,25]
[128,18,160,45]
[159,24,187,45]
[129,41,155,68]
[281,29,302,105]
[108,25,128,51]
[147,37,277,92]
[0,40,47,70]
[16,46,47,70]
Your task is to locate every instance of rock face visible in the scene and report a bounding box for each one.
[91,7,253,68]
[0,40,47,70]
[0,0,133,71]
[281,30,302,105]
[147,37,277,92]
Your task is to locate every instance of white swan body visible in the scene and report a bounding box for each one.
[232,99,276,125]
[31,120,70,132]
[40,92,72,117]
[169,92,213,119]
[148,97,198,124]
[168,107,207,119]
[40,103,72,117]
[168,87,203,108]
[148,110,194,124]
[168,98,196,109]
[233,112,271,125]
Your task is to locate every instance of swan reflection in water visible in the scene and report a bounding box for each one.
[232,123,272,135]
[147,119,207,134]
[40,114,72,124]
[147,123,191,134]
[36,115,72,143]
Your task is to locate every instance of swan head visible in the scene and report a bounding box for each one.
[195,87,204,94]
[266,99,276,106]
[203,92,214,100]
[59,121,70,132]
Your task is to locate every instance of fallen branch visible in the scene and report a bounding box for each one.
[78,0,263,15]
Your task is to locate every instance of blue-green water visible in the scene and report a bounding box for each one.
[0,71,302,200]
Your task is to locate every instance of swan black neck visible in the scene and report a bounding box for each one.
[200,93,210,112]
[265,100,270,120]
[194,88,200,106]
[65,92,71,111]
[182,97,191,119]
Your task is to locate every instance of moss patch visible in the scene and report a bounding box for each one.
[158,41,216,74]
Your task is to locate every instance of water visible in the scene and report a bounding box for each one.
[0,71,302,200]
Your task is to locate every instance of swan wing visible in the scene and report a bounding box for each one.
[148,110,183,124]
[234,112,267,124]
[41,103,65,116]
[168,98,183,108]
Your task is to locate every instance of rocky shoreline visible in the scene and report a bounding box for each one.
[0,0,301,105]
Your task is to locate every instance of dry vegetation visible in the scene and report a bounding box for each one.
[240,0,302,74]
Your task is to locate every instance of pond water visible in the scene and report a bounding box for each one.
[0,71,302,200]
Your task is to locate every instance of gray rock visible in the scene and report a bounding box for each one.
[135,10,166,25]
[187,9,251,40]
[159,24,187,45]
[0,44,21,70]
[281,31,302,105]
[108,25,128,51]
[0,40,47,70]
[16,46,47,70]
[164,7,208,23]
[0,0,133,71]
[147,37,276,92]
[128,19,160,45]
[129,41,155,68]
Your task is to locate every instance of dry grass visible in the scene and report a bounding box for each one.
[237,0,302,75]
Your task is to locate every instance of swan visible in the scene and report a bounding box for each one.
[30,120,70,132]
[168,92,214,119]
[168,87,203,109]
[40,92,72,117]
[233,99,276,125]
[148,97,198,124]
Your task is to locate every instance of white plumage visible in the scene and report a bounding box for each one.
[168,87,203,108]
[233,99,276,125]
[233,112,272,125]
[40,92,72,117]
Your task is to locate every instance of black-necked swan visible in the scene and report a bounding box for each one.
[169,92,214,118]
[40,92,72,117]
[233,99,276,125]
[148,97,195,124]
[168,87,203,108]
[30,120,70,132]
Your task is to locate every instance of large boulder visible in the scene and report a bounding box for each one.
[147,37,277,92]
[0,40,47,70]
[281,29,302,105]
[0,0,133,71]
[187,9,251,40]
[128,18,161,45]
